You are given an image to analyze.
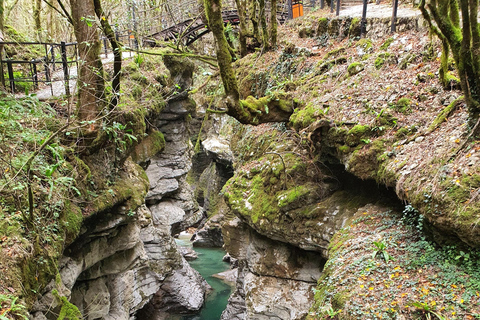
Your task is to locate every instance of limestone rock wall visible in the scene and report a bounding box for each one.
[221,217,325,320]
[31,56,209,320]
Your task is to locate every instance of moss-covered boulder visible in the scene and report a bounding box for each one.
[224,124,381,256]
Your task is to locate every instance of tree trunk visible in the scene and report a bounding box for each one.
[93,0,122,108]
[270,0,278,48]
[259,0,269,50]
[249,0,260,45]
[33,0,43,42]
[0,0,4,90]
[423,0,480,121]
[204,0,293,125]
[234,0,247,56]
[34,0,42,41]
[69,0,105,122]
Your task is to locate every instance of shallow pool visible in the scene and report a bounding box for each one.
[172,234,232,320]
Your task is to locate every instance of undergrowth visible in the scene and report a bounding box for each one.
[309,205,480,320]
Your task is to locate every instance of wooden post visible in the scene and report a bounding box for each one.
[330,0,334,13]
[32,60,38,88]
[336,0,340,15]
[361,0,368,37]
[320,0,324,9]
[7,59,14,92]
[391,0,398,33]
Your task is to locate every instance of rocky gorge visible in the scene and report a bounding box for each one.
[2,4,480,320]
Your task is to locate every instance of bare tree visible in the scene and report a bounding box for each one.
[420,0,480,123]
[204,0,293,125]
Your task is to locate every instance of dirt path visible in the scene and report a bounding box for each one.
[19,51,134,100]
[338,3,420,18]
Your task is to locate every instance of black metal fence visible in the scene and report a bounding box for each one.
[0,41,78,96]
[1,31,137,97]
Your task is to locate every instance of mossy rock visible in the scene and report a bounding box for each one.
[290,103,327,131]
[379,37,394,50]
[131,130,165,165]
[317,17,329,35]
[443,71,461,90]
[348,17,361,38]
[323,47,346,61]
[345,124,372,146]
[398,52,417,70]
[299,27,315,38]
[356,38,373,52]
[327,19,342,37]
[393,97,411,114]
[347,62,364,76]
[375,109,397,127]
[374,56,385,69]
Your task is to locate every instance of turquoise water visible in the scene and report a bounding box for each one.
[173,235,232,320]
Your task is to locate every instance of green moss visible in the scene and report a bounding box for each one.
[346,125,371,146]
[290,103,326,130]
[324,47,346,60]
[347,141,386,180]
[349,17,361,38]
[356,38,373,51]
[53,290,82,320]
[399,52,417,70]
[277,185,310,208]
[317,17,329,35]
[444,71,461,89]
[394,97,412,114]
[63,202,82,244]
[332,291,349,309]
[380,37,394,50]
[338,145,350,153]
[316,56,348,74]
[395,127,410,138]
[375,109,397,127]
[361,53,371,61]
[90,162,149,214]
[426,96,462,133]
[347,62,364,76]
[374,56,385,69]
[131,130,165,164]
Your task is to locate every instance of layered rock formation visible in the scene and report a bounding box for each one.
[221,217,325,320]
[31,56,210,320]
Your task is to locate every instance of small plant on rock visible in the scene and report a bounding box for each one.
[319,305,341,319]
[372,239,393,262]
[410,301,446,320]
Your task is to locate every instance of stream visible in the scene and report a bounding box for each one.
[171,233,233,320]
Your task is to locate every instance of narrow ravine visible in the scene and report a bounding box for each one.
[171,233,233,320]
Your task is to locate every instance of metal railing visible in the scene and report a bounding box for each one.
[0,41,78,96]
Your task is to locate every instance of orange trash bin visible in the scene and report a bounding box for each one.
[292,0,304,18]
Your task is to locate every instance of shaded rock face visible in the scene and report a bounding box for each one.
[187,114,234,247]
[144,58,205,237]
[32,57,210,320]
[221,217,325,320]
[191,224,224,247]
[32,204,206,320]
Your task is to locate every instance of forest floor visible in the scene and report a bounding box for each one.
[227,6,480,319]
